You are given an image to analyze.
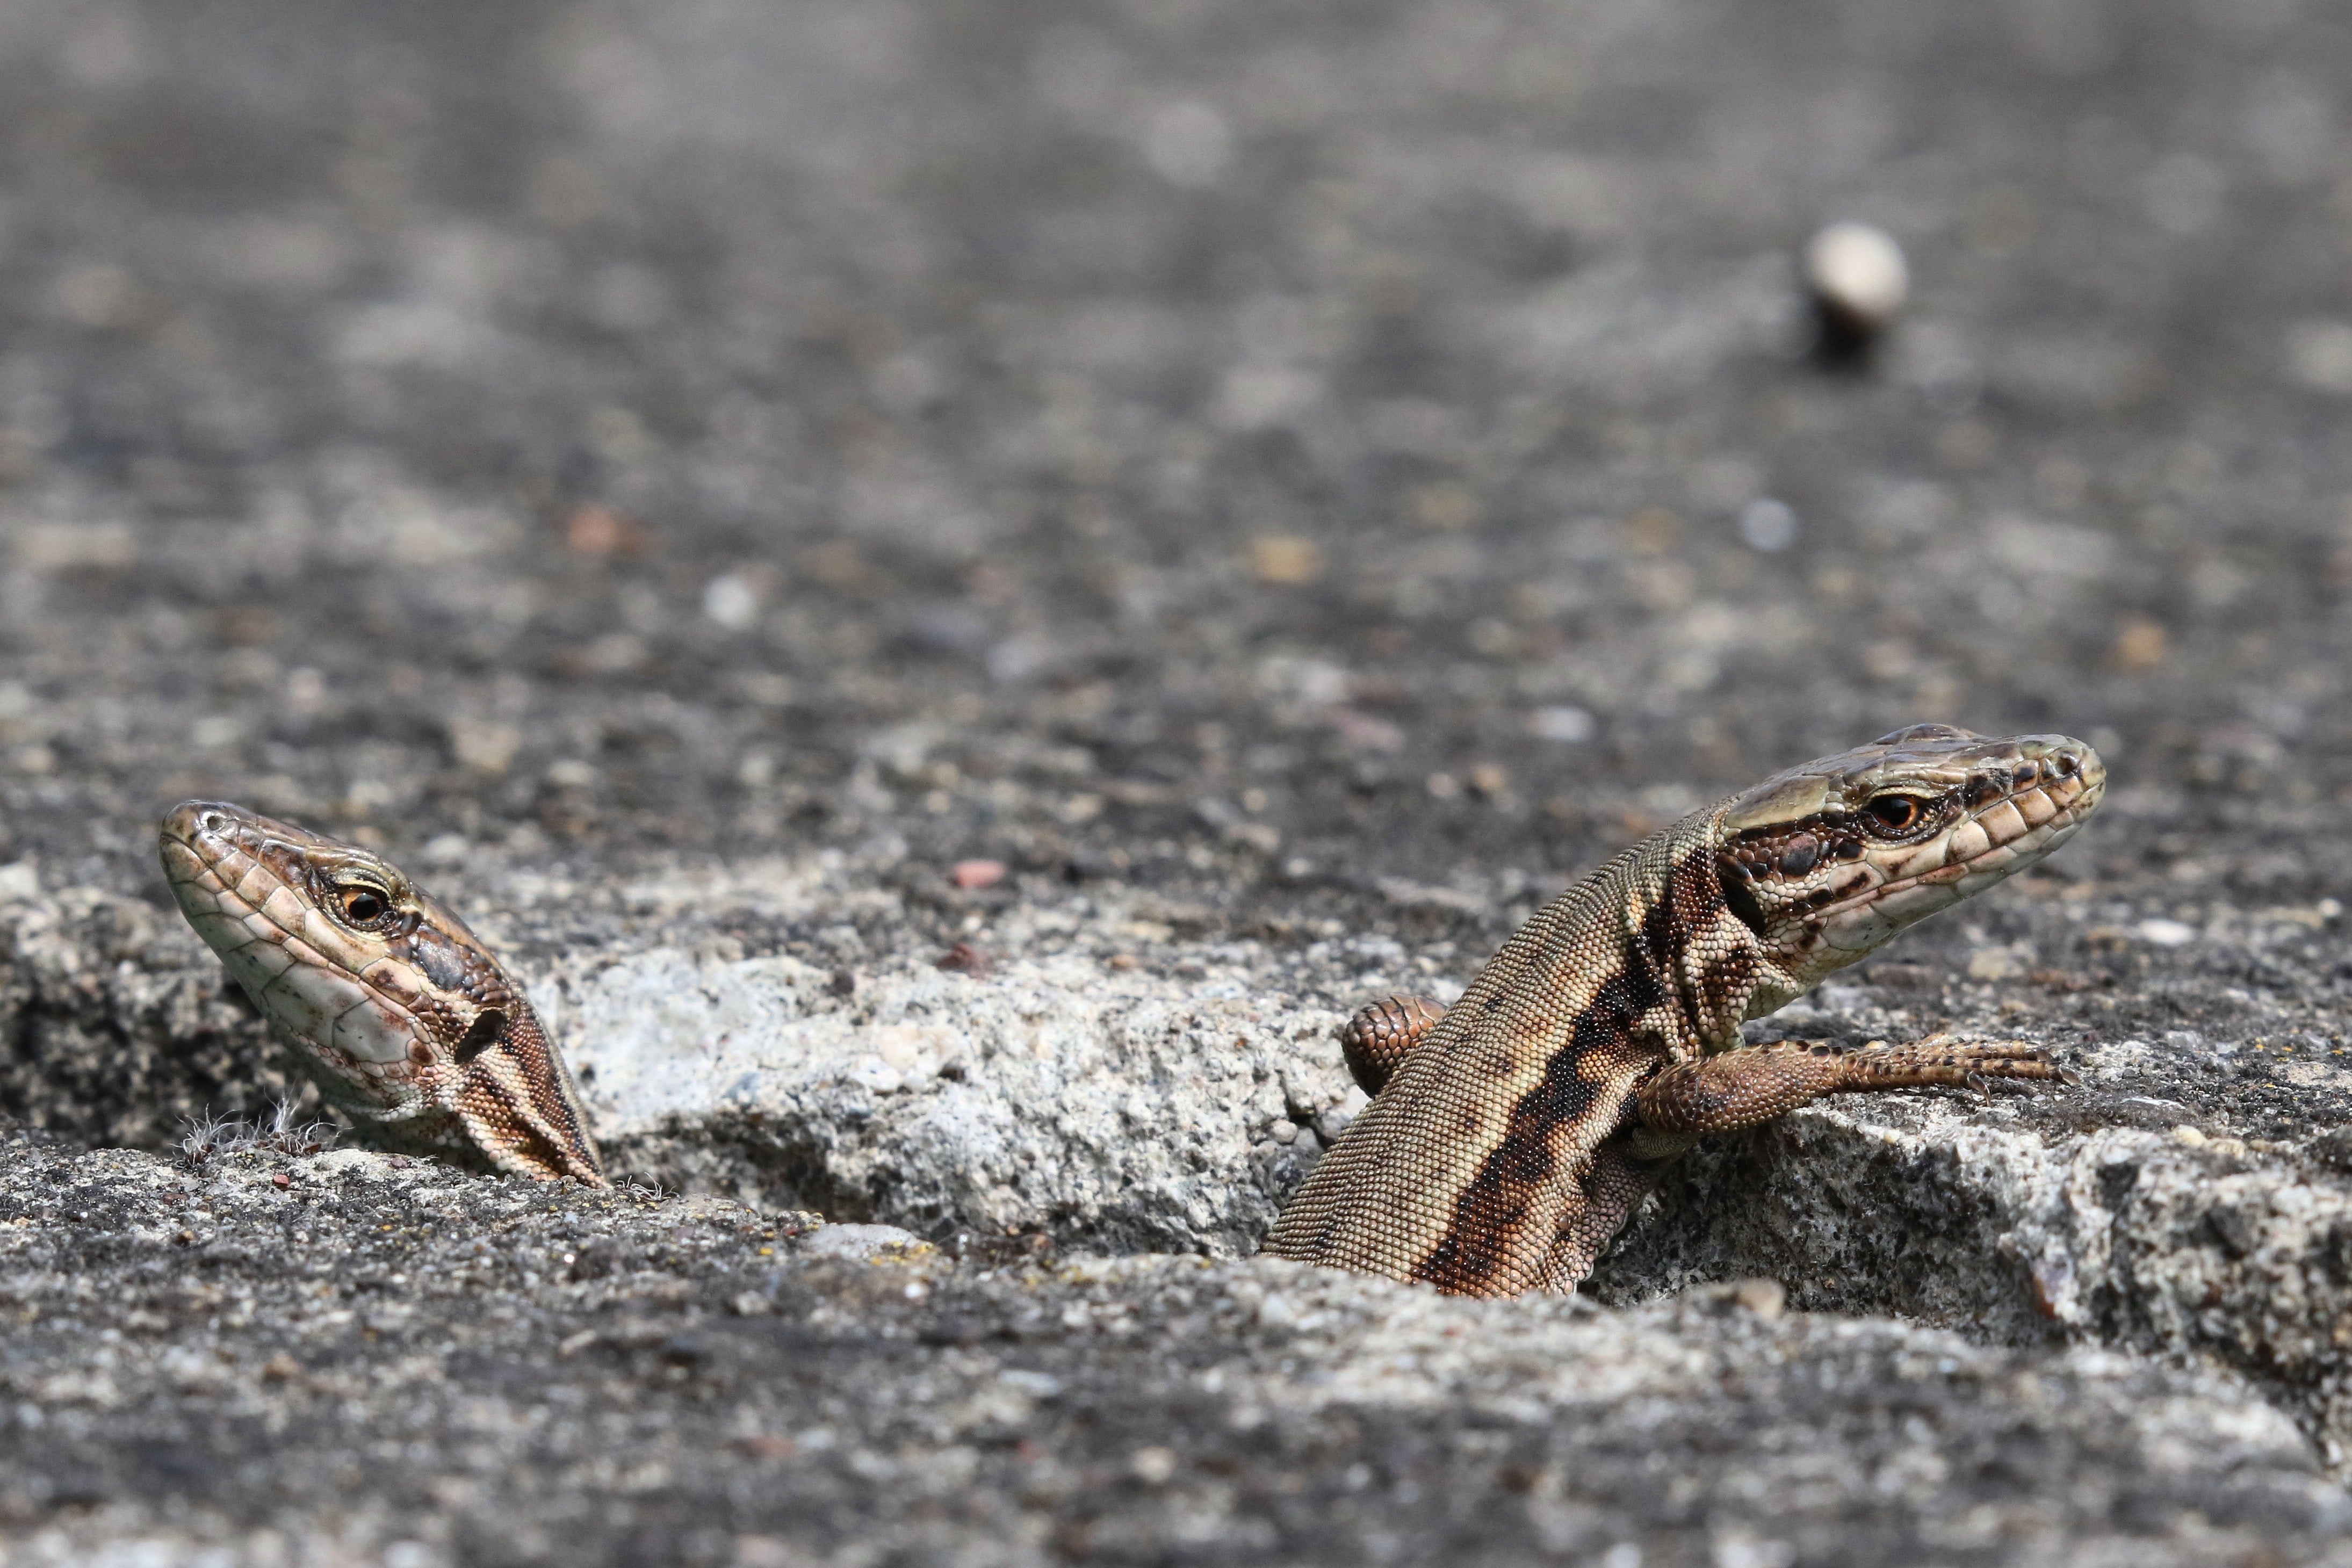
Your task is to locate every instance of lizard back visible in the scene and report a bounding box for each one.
[1266,817,1736,1296]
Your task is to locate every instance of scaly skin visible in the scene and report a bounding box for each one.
[158,801,606,1184]
[1263,724,2106,1297]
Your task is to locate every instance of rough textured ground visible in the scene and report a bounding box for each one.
[8,1137,2352,1568]
[3,0,2351,1561]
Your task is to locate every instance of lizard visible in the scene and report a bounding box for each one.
[1261,723,2105,1298]
[158,800,607,1184]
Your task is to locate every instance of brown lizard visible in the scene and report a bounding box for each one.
[1262,724,2105,1297]
[158,801,606,1183]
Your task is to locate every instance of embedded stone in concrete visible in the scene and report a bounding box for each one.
[542,945,1355,1254]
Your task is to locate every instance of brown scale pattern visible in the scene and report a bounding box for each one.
[447,1005,605,1184]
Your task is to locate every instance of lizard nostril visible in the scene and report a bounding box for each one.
[198,811,226,835]
[2053,752,2079,778]
[1778,835,1819,877]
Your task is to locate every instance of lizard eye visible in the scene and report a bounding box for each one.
[336,884,393,927]
[1864,794,1925,834]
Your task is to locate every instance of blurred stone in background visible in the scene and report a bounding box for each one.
[1802,220,1908,363]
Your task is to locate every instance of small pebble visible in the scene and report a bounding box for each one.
[1731,1278,1787,1321]
[1802,221,1908,357]
[2112,617,2168,672]
[1130,1446,1179,1485]
[701,572,760,630]
[1527,705,1594,744]
[1737,497,1799,553]
[937,941,990,976]
[1245,535,1324,586]
[951,859,1006,890]
[562,503,650,557]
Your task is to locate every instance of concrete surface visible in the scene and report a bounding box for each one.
[2,0,2351,1561]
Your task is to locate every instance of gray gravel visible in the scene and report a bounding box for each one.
[3,0,2352,1560]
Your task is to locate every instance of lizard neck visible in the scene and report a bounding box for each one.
[1621,806,1779,1057]
[1449,805,1767,1067]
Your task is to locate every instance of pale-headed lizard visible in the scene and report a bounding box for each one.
[159,801,605,1184]
[1263,724,2106,1297]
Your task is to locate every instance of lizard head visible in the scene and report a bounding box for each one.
[158,800,524,1109]
[1713,724,2105,997]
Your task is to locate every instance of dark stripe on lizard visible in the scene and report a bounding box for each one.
[1410,940,1671,1291]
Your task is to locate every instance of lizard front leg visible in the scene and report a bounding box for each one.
[1347,995,2071,1138]
[1632,1037,2071,1141]
[1528,1136,1680,1292]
